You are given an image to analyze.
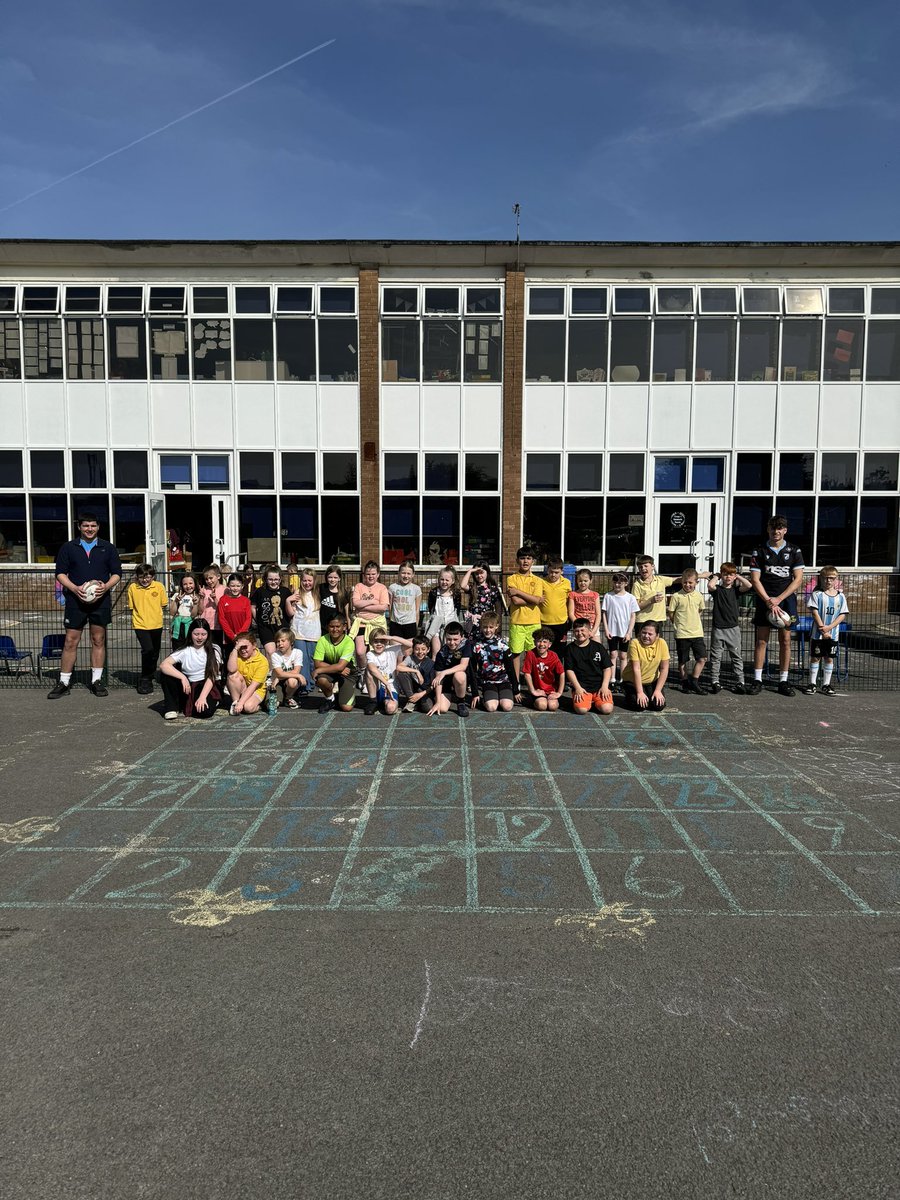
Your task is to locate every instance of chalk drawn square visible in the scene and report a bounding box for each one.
[605,726,681,751]
[474,809,572,851]
[466,748,542,776]
[0,851,111,903]
[306,750,382,775]
[818,852,899,911]
[675,730,753,753]
[766,814,900,856]
[375,775,462,808]
[663,713,727,732]
[363,806,466,851]
[389,727,463,749]
[78,852,234,905]
[276,775,369,812]
[553,774,656,809]
[476,850,597,911]
[248,810,359,850]
[149,810,259,851]
[233,850,348,906]
[650,777,748,812]
[319,728,391,748]
[743,780,848,816]
[469,775,557,809]
[588,851,732,913]
[572,811,692,853]
[384,748,463,776]
[540,749,624,775]
[126,751,197,778]
[678,811,798,852]
[636,753,713,776]
[179,775,282,810]
[465,727,541,750]
[94,777,186,810]
[338,849,466,910]
[26,811,161,851]
[704,851,863,914]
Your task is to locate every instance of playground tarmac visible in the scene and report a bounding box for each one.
[0,685,898,1199]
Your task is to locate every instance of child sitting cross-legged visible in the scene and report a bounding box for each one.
[521,627,565,711]
[396,635,437,714]
[471,610,517,712]
[364,629,413,716]
[564,618,614,715]
[269,627,307,709]
[226,631,269,716]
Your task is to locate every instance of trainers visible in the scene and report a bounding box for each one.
[363,698,378,716]
[732,683,746,695]
[801,683,818,696]
[163,710,178,721]
[777,681,795,697]
[747,680,762,696]
[709,682,722,694]
[457,702,471,719]
[47,681,71,700]
[403,701,416,713]
[90,681,109,698]
[318,698,334,715]
[820,684,837,696]
[137,677,153,695]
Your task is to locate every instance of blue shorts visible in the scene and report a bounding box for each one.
[376,684,399,704]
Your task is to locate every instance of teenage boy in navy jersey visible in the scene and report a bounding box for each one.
[48,511,122,699]
[748,514,804,697]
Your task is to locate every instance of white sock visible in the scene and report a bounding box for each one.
[754,668,763,681]
[59,671,72,686]
[780,671,789,682]
[809,663,820,685]
[91,668,103,683]
[823,663,834,685]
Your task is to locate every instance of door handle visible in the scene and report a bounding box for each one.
[690,539,701,556]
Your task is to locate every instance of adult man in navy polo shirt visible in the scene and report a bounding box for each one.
[47,511,122,699]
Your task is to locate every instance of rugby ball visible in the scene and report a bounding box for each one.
[82,581,100,603]
[768,607,793,629]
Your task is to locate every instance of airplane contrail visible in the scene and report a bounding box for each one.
[0,38,336,216]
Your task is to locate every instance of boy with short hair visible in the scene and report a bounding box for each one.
[471,611,517,712]
[269,627,307,709]
[668,568,708,694]
[602,571,640,690]
[621,621,670,712]
[429,621,473,718]
[748,515,804,697]
[631,555,676,637]
[364,630,413,716]
[539,556,571,657]
[506,546,545,682]
[564,618,614,716]
[313,615,357,715]
[707,562,752,694]
[802,566,849,697]
[397,635,437,713]
[226,632,269,715]
[522,628,565,711]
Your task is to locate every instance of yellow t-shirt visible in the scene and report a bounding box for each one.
[540,576,571,625]
[622,637,670,686]
[507,572,544,625]
[631,575,676,624]
[236,649,269,699]
[667,590,705,639]
[127,580,168,630]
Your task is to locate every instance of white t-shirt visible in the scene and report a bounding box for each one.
[365,644,403,685]
[389,582,422,625]
[602,591,641,639]
[173,644,222,683]
[290,596,321,642]
[271,648,305,672]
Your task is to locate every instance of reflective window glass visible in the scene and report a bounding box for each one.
[150,319,188,381]
[0,450,24,488]
[820,452,856,491]
[383,287,418,315]
[699,287,737,313]
[71,450,107,489]
[107,286,143,313]
[866,320,900,381]
[526,454,561,491]
[281,452,316,491]
[160,454,192,489]
[464,454,499,491]
[528,288,564,316]
[280,497,318,562]
[64,287,101,313]
[465,287,501,315]
[609,320,650,381]
[23,319,63,379]
[192,287,228,314]
[827,287,864,314]
[198,455,230,491]
[30,450,65,489]
[319,287,355,314]
[424,287,459,314]
[605,498,645,564]
[695,319,735,381]
[816,499,857,566]
[608,454,644,491]
[859,498,899,565]
[863,452,898,491]
[564,497,604,563]
[317,318,358,381]
[382,320,420,382]
[234,320,274,381]
[652,319,693,381]
[276,320,316,381]
[781,319,821,381]
[323,453,357,491]
[148,286,185,313]
[570,288,607,315]
[614,287,650,314]
[65,318,105,380]
[276,286,313,314]
[522,496,562,561]
[742,287,780,314]
[240,452,275,490]
[424,454,458,491]
[567,319,607,382]
[462,497,499,563]
[654,457,687,492]
[567,454,603,492]
[192,319,231,381]
[525,321,565,382]
[871,288,900,315]
[463,320,501,382]
[736,453,772,491]
[0,319,21,378]
[384,453,418,491]
[823,319,864,382]
[692,457,724,492]
[107,319,147,379]
[423,321,460,382]
[114,450,149,490]
[235,287,271,314]
[657,287,693,313]
[778,453,815,491]
[738,320,778,381]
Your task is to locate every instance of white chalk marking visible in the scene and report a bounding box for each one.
[410,959,433,1050]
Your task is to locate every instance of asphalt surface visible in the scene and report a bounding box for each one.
[0,683,898,1199]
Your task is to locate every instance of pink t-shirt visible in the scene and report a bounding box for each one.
[199,583,225,630]
[570,590,599,622]
[351,581,390,620]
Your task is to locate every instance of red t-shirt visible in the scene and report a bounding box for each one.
[522,649,564,694]
[218,593,252,640]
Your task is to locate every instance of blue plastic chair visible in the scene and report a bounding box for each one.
[38,634,66,680]
[0,635,35,678]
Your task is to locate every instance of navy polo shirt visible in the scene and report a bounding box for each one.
[55,538,123,589]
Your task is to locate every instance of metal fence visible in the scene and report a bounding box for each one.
[1,567,899,690]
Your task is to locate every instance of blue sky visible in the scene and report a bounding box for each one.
[1,0,898,241]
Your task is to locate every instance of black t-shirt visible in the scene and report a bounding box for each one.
[56,538,123,596]
[318,585,344,626]
[711,584,741,630]
[435,639,473,673]
[254,586,291,635]
[564,640,612,691]
[749,542,804,595]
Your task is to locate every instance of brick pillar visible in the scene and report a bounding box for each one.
[358,266,380,564]
[501,267,525,572]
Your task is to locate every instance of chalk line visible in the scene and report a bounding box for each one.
[410,959,433,1050]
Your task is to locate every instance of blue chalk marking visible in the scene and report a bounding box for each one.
[458,719,479,909]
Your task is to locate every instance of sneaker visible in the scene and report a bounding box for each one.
[801,683,818,696]
[820,684,837,696]
[457,701,471,719]
[90,681,109,698]
[747,680,763,696]
[403,701,416,713]
[363,698,378,716]
[137,677,153,695]
[47,681,71,700]
[777,681,795,697]
[732,683,746,695]
[318,698,334,715]
[709,682,722,694]
[163,710,178,721]
[685,677,705,694]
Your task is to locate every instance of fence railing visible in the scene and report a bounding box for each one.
[1,568,898,690]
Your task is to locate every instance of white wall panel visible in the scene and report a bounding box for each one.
[234,383,276,447]
[777,384,819,448]
[523,384,564,449]
[692,385,734,449]
[66,383,108,445]
[192,384,234,449]
[150,383,192,447]
[819,385,861,448]
[319,384,359,450]
[108,383,150,447]
[607,385,649,449]
[649,384,691,449]
[422,384,461,448]
[0,382,24,446]
[861,384,900,447]
[24,382,66,446]
[276,383,317,448]
[734,384,777,447]
[381,384,419,449]
[564,385,606,449]
[462,384,502,450]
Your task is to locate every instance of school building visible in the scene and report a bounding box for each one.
[0,238,898,577]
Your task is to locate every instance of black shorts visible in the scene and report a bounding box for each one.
[481,684,514,704]
[608,636,629,652]
[389,621,418,640]
[811,639,839,659]
[676,636,707,664]
[64,601,111,630]
[754,593,798,628]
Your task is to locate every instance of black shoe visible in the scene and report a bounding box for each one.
[747,680,762,696]
[457,702,471,719]
[90,681,109,698]
[777,681,795,697]
[709,682,722,694]
[820,684,836,696]
[137,677,153,695]
[318,698,334,715]
[363,698,378,716]
[801,683,818,696]
[47,681,71,700]
[732,683,746,695]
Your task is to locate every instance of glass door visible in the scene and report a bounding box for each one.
[147,493,167,575]
[211,495,229,564]
[654,497,720,576]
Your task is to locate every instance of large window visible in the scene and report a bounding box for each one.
[567,320,607,382]
[108,319,147,380]
[525,322,565,382]
[382,321,420,382]
[276,320,316,381]
[695,320,735,381]
[652,319,693,382]
[738,320,778,382]
[66,319,105,379]
[610,320,650,382]
[192,319,231,381]
[150,320,189,381]
[781,319,821,382]
[23,319,63,379]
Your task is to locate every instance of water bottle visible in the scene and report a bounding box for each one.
[266,689,278,716]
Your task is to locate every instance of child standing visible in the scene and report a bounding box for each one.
[313,615,357,715]
[425,566,464,657]
[318,564,350,630]
[287,569,321,694]
[169,572,199,649]
[567,569,601,636]
[803,566,849,697]
[506,546,545,683]
[602,572,641,689]
[388,559,422,640]
[631,555,676,636]
[668,568,708,694]
[539,556,572,657]
[460,560,504,637]
[364,630,413,716]
[396,635,437,713]
[127,563,168,694]
[564,618,614,715]
[253,563,292,657]
[269,627,307,709]
[226,631,269,715]
[521,628,565,711]
[218,572,252,665]
[350,561,391,668]
[471,611,517,712]
[199,563,226,648]
[707,562,752,694]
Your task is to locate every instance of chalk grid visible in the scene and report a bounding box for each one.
[0,712,897,917]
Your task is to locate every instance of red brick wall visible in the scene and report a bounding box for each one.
[501,268,525,571]
[358,267,380,564]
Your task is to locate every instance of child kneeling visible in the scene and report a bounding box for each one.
[564,618,614,715]
[621,621,670,711]
[227,632,269,715]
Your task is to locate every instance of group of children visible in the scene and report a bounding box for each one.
[123,537,849,721]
